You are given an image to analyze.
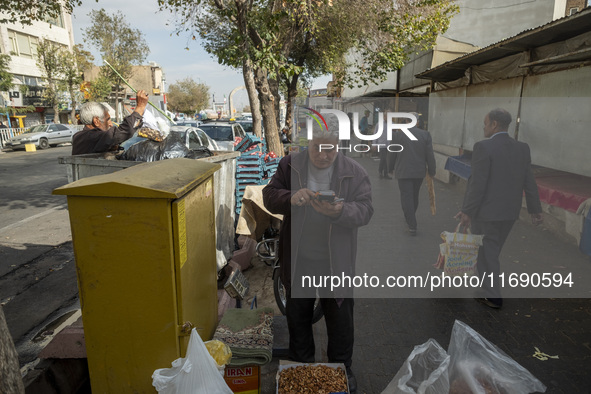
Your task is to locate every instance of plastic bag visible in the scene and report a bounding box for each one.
[118,132,209,162]
[448,320,546,394]
[152,328,233,394]
[142,106,171,138]
[435,225,483,276]
[205,340,232,375]
[382,339,450,394]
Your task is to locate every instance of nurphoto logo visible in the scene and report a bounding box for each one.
[304,108,418,152]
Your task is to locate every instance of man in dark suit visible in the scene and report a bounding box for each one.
[456,108,543,309]
[392,113,436,235]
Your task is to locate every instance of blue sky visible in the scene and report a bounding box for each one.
[71,0,331,111]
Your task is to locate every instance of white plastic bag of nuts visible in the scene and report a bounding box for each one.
[276,361,349,394]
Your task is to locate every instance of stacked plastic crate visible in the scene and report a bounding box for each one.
[234,134,264,216]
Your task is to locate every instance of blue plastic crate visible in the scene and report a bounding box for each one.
[235,133,262,152]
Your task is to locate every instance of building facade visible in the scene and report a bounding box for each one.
[0,9,75,127]
[84,62,167,120]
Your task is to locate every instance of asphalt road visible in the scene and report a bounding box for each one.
[0,145,71,228]
[0,145,79,367]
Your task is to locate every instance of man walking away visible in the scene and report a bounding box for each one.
[392,113,436,235]
[456,108,543,309]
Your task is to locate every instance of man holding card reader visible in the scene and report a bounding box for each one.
[263,127,373,393]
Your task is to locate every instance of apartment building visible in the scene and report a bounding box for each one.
[0,8,75,126]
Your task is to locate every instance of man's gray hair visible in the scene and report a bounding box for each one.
[309,115,339,141]
[80,102,109,125]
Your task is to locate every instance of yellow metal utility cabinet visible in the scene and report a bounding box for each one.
[53,158,221,393]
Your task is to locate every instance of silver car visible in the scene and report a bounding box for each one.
[198,121,247,151]
[4,124,79,150]
[120,126,220,152]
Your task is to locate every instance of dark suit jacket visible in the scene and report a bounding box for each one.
[462,133,542,221]
[392,127,436,179]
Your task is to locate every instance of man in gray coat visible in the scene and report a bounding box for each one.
[456,108,543,309]
[392,113,436,235]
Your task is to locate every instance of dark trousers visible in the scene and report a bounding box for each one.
[286,295,354,368]
[378,150,388,176]
[471,219,515,303]
[397,178,424,230]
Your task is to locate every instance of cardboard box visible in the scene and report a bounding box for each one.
[276,361,349,394]
[224,365,260,394]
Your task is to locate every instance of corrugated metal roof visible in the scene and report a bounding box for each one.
[416,7,591,82]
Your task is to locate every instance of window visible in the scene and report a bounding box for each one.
[188,131,202,149]
[196,129,210,147]
[569,7,579,15]
[8,31,39,59]
[24,76,39,86]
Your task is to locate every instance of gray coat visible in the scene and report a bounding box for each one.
[392,127,436,179]
[462,133,542,221]
[262,152,373,294]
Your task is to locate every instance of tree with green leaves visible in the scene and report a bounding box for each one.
[160,0,457,157]
[60,44,94,124]
[0,0,82,26]
[0,54,12,93]
[167,77,210,116]
[36,38,65,124]
[83,9,149,122]
[87,76,112,102]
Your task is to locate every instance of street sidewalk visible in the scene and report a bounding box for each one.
[3,156,591,393]
[249,156,591,393]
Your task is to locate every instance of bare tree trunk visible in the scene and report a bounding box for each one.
[50,81,60,124]
[268,78,280,129]
[254,67,282,157]
[0,307,25,394]
[242,59,262,138]
[70,88,77,125]
[284,73,300,132]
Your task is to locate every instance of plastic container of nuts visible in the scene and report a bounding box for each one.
[276,361,349,394]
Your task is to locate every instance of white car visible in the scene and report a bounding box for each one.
[4,124,79,150]
[198,121,247,151]
[120,126,220,152]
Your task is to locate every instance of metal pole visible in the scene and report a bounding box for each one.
[103,59,175,123]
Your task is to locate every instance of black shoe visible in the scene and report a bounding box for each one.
[346,367,357,394]
[379,173,384,179]
[384,175,392,180]
[475,297,502,309]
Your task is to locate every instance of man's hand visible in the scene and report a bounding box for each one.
[291,188,315,207]
[454,211,471,232]
[134,89,149,116]
[311,199,344,218]
[531,213,543,226]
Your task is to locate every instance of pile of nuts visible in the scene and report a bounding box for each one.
[278,364,348,393]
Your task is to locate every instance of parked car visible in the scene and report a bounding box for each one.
[170,126,220,151]
[4,124,79,150]
[175,120,201,127]
[198,121,247,151]
[236,120,254,135]
[120,126,220,152]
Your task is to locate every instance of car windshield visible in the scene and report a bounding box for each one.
[200,125,233,141]
[25,125,46,134]
[239,122,253,134]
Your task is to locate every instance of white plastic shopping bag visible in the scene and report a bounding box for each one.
[152,328,233,394]
[436,225,483,276]
[448,320,546,393]
[381,339,450,394]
